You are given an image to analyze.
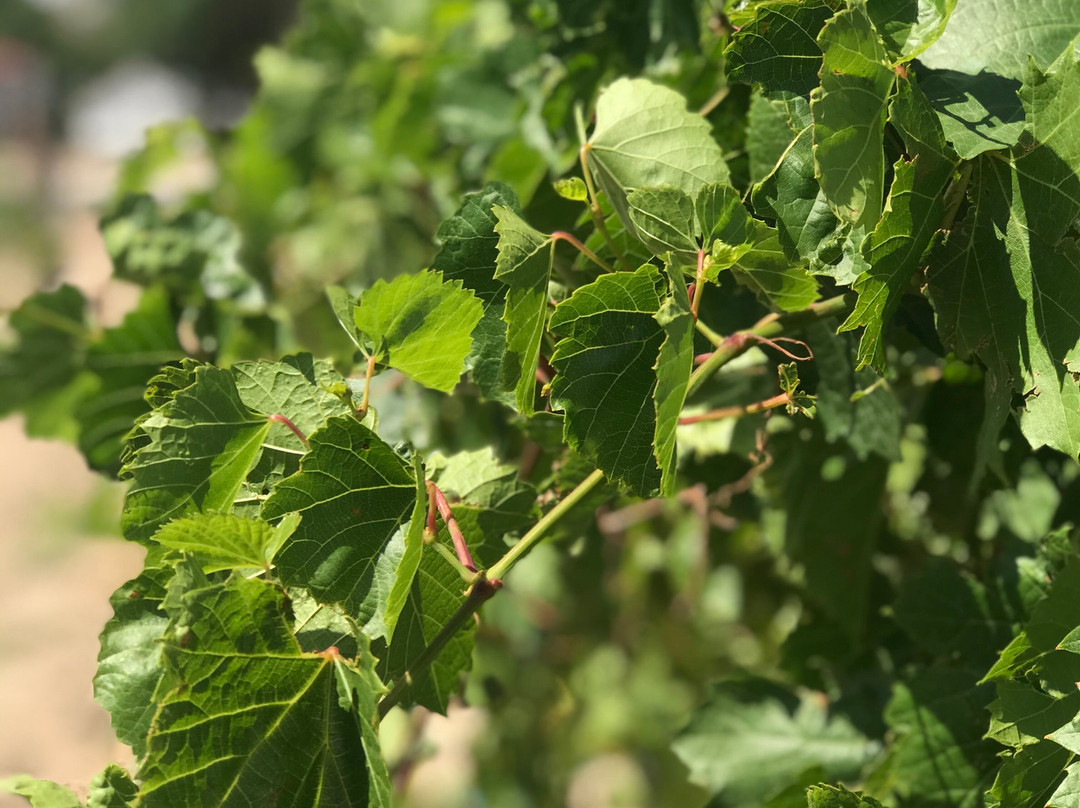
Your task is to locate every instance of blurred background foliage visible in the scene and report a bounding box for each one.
[3,1,1080,807]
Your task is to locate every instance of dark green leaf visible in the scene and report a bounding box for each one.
[262,416,419,641]
[549,266,666,496]
[138,577,390,808]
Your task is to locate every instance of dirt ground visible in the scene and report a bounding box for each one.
[0,417,144,804]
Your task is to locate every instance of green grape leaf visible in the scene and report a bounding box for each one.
[77,286,184,475]
[672,680,877,804]
[747,90,803,185]
[354,270,484,393]
[0,777,81,808]
[426,447,538,566]
[733,222,820,312]
[928,47,1080,459]
[586,78,729,236]
[807,784,887,808]
[374,540,476,714]
[549,266,667,496]
[653,266,693,497]
[492,206,556,414]
[231,353,352,499]
[867,0,956,61]
[137,576,390,808]
[326,285,364,351]
[262,416,420,641]
[987,741,1070,808]
[0,284,88,439]
[1048,763,1080,808]
[121,365,269,544]
[808,324,902,461]
[917,0,1080,158]
[154,512,300,572]
[554,177,588,201]
[885,669,1000,806]
[101,194,262,309]
[811,4,895,229]
[839,78,957,370]
[431,183,522,404]
[725,0,836,100]
[94,562,172,757]
[87,764,137,808]
[627,187,698,258]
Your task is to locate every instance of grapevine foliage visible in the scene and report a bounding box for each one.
[7,1,1080,806]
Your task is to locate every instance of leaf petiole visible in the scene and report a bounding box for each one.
[551,231,614,273]
[266,414,309,448]
[355,354,378,420]
[578,144,632,271]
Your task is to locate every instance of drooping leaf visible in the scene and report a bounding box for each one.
[87,764,137,808]
[653,266,693,497]
[808,323,902,461]
[431,183,522,403]
[928,47,1080,460]
[353,270,484,393]
[672,679,877,804]
[626,186,699,259]
[262,416,420,641]
[549,266,667,496]
[492,206,556,414]
[121,365,269,544]
[725,0,836,100]
[810,4,895,229]
[839,77,957,370]
[0,284,88,440]
[751,100,846,268]
[137,576,390,808]
[94,562,172,757]
[77,286,184,474]
[747,91,801,185]
[586,78,729,236]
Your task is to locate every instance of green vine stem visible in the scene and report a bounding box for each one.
[578,144,632,271]
[356,354,378,420]
[688,294,852,397]
[377,467,606,717]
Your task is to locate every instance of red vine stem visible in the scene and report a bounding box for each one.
[691,249,706,319]
[551,231,614,273]
[267,414,309,448]
[426,481,477,572]
[678,392,790,425]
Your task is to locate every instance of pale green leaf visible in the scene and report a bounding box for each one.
[121,365,269,544]
[626,187,698,258]
[672,680,877,804]
[810,5,895,228]
[733,222,819,312]
[0,777,81,808]
[554,177,588,201]
[747,90,800,185]
[354,270,484,393]
[154,512,299,572]
[586,78,729,236]
[928,46,1080,459]
[1048,764,1080,808]
[807,784,887,808]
